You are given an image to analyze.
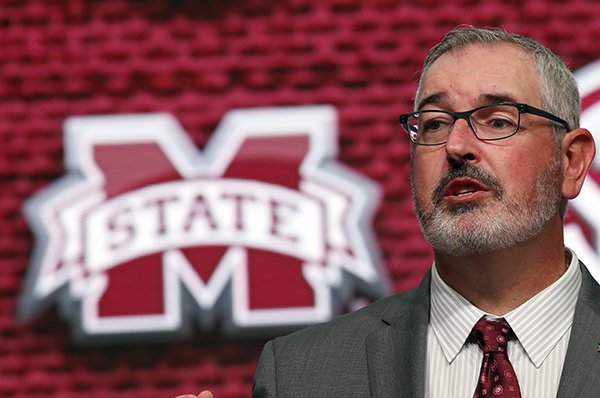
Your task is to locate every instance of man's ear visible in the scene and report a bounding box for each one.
[561,128,596,199]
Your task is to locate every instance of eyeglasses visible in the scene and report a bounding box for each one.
[399,103,571,146]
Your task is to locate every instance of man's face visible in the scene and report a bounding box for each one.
[411,43,564,256]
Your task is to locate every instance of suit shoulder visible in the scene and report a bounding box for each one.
[253,283,429,396]
[272,286,421,349]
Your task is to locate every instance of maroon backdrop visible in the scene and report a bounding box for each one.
[1,0,599,397]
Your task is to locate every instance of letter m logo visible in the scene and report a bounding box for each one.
[19,106,387,343]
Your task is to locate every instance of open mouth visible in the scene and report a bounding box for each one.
[453,188,478,197]
[444,178,489,199]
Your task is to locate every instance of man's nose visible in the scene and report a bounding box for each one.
[445,118,478,163]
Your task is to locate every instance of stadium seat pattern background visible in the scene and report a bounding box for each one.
[0,0,599,396]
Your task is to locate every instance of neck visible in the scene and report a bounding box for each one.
[433,217,568,315]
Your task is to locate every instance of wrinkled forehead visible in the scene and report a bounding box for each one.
[415,43,540,110]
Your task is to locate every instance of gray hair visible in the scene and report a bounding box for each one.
[415,27,580,141]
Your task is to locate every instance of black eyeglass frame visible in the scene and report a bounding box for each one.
[399,103,572,146]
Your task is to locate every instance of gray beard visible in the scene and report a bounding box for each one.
[411,157,562,256]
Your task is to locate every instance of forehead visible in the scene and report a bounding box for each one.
[417,43,541,109]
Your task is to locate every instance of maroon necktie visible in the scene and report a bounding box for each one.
[470,318,522,398]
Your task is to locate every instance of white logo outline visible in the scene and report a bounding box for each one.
[19,106,388,342]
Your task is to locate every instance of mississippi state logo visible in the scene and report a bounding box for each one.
[566,61,600,281]
[19,106,387,343]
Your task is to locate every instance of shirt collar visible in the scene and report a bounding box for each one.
[430,248,581,367]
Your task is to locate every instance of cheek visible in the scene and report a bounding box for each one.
[495,148,557,196]
[411,146,449,207]
[502,144,557,180]
[412,158,442,205]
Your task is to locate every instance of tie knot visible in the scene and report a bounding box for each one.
[470,318,514,354]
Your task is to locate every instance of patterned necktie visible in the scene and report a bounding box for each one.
[470,318,522,398]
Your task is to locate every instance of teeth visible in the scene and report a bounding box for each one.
[455,191,474,196]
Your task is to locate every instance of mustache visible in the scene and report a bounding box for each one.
[431,163,504,205]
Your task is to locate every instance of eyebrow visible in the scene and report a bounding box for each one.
[479,93,519,105]
[416,92,521,111]
[416,93,447,110]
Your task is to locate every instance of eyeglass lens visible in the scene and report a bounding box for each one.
[407,105,520,145]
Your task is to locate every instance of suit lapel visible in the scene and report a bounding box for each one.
[557,263,600,398]
[362,261,600,397]
[366,271,431,398]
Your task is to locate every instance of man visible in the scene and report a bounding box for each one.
[180,27,598,398]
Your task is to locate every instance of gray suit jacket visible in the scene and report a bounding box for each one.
[252,263,600,397]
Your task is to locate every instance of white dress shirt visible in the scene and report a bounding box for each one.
[425,249,582,398]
